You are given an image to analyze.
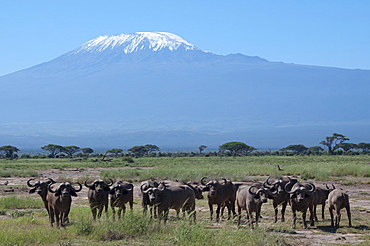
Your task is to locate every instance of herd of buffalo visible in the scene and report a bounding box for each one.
[26,176,352,229]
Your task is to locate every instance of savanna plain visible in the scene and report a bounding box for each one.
[1,155,370,245]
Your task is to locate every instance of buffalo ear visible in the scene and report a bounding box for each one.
[202,186,210,192]
[109,189,115,194]
[55,191,62,196]
[104,187,111,192]
[29,188,36,194]
[70,190,78,197]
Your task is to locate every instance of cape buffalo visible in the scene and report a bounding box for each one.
[110,181,134,219]
[47,182,82,227]
[201,177,236,222]
[27,178,56,214]
[328,188,352,227]
[263,176,295,223]
[85,178,113,220]
[140,179,159,218]
[141,182,196,223]
[285,178,315,229]
[312,184,335,221]
[236,184,272,228]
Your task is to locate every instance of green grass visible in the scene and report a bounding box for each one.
[1,155,370,245]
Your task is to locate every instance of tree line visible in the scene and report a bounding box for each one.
[0,133,369,159]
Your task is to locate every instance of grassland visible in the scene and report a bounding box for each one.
[0,155,369,245]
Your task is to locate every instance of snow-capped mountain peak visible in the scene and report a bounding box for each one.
[74,32,198,54]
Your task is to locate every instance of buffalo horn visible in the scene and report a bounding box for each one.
[220,178,227,185]
[106,178,114,186]
[140,183,149,194]
[200,177,207,186]
[48,183,58,193]
[46,178,56,184]
[84,178,92,188]
[73,182,83,192]
[248,185,259,195]
[263,176,274,188]
[27,178,36,187]
[305,183,315,193]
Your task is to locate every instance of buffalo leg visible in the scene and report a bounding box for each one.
[309,206,315,226]
[237,205,242,226]
[281,201,287,222]
[321,203,325,220]
[208,203,213,221]
[329,207,335,226]
[346,205,352,227]
[215,204,221,222]
[335,210,341,227]
[292,209,297,229]
[273,203,278,223]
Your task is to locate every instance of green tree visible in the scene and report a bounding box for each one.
[357,142,370,153]
[307,146,324,155]
[41,144,63,158]
[61,146,80,157]
[199,145,207,154]
[128,146,147,157]
[106,148,123,157]
[337,143,357,153]
[280,144,308,154]
[81,147,94,157]
[320,133,349,155]
[0,145,19,158]
[144,144,160,154]
[219,141,255,156]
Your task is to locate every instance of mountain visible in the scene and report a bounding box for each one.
[1,32,370,150]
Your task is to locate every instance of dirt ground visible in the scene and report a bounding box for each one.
[1,167,370,246]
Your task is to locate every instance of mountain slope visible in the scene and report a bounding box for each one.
[1,32,369,149]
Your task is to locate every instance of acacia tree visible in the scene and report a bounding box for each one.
[61,146,80,157]
[128,146,147,157]
[81,147,94,157]
[41,144,63,158]
[307,146,324,155]
[320,133,349,155]
[357,142,370,153]
[144,144,160,154]
[106,148,123,157]
[280,144,308,154]
[199,145,207,154]
[0,145,19,158]
[219,141,255,156]
[337,143,357,153]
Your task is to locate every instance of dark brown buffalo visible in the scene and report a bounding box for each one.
[200,177,236,222]
[84,178,113,220]
[263,176,295,223]
[110,181,134,219]
[46,182,82,227]
[140,179,159,218]
[141,182,196,223]
[27,178,56,213]
[236,184,273,227]
[312,184,335,221]
[328,189,352,227]
[285,178,315,229]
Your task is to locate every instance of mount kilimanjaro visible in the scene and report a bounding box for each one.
[1,32,370,150]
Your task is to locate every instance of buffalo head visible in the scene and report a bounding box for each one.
[110,181,133,197]
[48,182,82,197]
[85,178,113,193]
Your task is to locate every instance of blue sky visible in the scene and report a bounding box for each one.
[1,1,369,76]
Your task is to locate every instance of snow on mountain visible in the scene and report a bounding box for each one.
[73,32,198,54]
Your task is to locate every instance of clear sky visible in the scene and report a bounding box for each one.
[1,1,369,76]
